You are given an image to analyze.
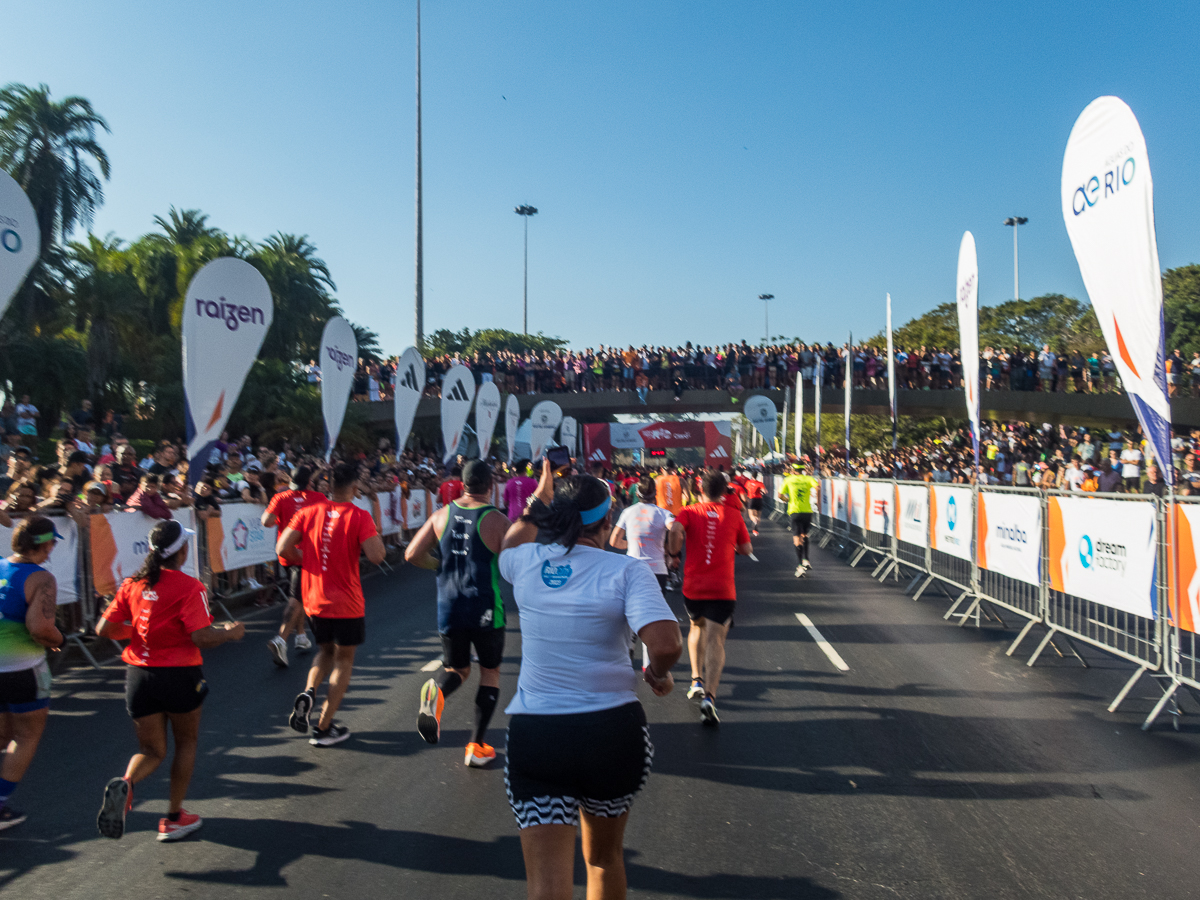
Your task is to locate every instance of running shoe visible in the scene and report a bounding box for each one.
[268,635,289,668]
[417,678,444,744]
[157,810,203,842]
[464,742,496,768]
[752,529,759,537]
[293,632,312,652]
[246,577,264,591]
[699,696,721,727]
[795,564,805,578]
[310,722,351,747]
[289,689,314,733]
[97,776,132,839]
[687,678,706,700]
[0,806,27,831]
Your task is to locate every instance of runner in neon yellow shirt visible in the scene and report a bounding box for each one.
[778,462,819,577]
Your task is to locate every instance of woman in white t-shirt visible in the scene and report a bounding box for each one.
[498,461,682,900]
[608,476,675,590]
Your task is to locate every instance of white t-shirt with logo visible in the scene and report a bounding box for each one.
[1120,448,1142,479]
[498,542,675,716]
[614,502,675,574]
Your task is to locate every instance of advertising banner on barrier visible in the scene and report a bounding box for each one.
[320,316,357,460]
[204,503,277,574]
[91,510,198,595]
[865,482,893,536]
[352,492,402,537]
[848,480,866,528]
[1048,496,1156,618]
[404,489,431,529]
[0,170,40,323]
[393,346,425,453]
[832,479,848,522]
[0,516,78,605]
[896,484,929,548]
[820,479,832,516]
[977,491,1041,587]
[1170,504,1200,633]
[930,485,973,561]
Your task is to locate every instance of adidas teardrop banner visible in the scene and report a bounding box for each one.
[529,399,563,462]
[440,365,476,463]
[320,316,357,460]
[930,485,973,561]
[505,394,520,463]
[560,416,578,457]
[896,484,928,548]
[956,234,981,466]
[0,171,39,323]
[743,395,777,449]
[1061,97,1171,480]
[393,346,425,453]
[474,381,502,460]
[976,491,1041,587]
[183,258,274,481]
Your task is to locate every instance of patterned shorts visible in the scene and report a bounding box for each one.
[505,701,653,829]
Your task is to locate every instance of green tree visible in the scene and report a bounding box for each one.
[1164,264,1200,357]
[426,327,566,357]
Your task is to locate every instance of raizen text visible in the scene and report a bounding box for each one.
[195,297,267,331]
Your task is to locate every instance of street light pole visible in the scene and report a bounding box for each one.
[759,293,774,342]
[413,0,423,348]
[515,205,538,334]
[1003,217,1028,302]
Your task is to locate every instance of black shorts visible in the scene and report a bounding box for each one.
[125,665,208,719]
[505,701,652,829]
[748,497,763,511]
[790,513,813,537]
[0,660,52,713]
[441,628,505,669]
[311,616,366,647]
[683,597,736,626]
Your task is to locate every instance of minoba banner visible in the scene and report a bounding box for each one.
[0,170,40,323]
[183,258,273,482]
[393,346,425,453]
[896,484,929,548]
[91,510,199,594]
[930,485,973,561]
[956,232,981,466]
[1061,96,1171,480]
[474,381,502,459]
[0,516,78,605]
[440,365,476,463]
[865,482,893,536]
[1170,504,1200,634]
[1048,496,1156,619]
[977,491,1041,587]
[320,316,357,460]
[583,422,733,468]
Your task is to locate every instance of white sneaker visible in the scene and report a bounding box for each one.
[794,564,805,578]
[293,632,312,652]
[246,578,264,591]
[268,635,288,667]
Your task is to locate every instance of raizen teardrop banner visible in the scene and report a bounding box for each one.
[956,234,981,468]
[440,365,476,463]
[183,258,273,484]
[1061,96,1171,482]
[505,393,521,463]
[743,395,777,449]
[560,416,578,457]
[320,316,358,461]
[0,171,39,323]
[393,346,425,453]
[529,400,564,462]
[474,381,502,459]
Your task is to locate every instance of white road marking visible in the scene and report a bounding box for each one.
[795,613,849,672]
[420,659,443,672]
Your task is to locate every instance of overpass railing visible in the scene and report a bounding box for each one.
[810,477,1200,731]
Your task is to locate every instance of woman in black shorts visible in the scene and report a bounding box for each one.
[95,520,244,842]
[499,461,682,900]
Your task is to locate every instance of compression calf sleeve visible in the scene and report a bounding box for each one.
[473,686,500,744]
[436,669,463,698]
[795,543,805,563]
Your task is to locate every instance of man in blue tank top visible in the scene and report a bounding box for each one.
[405,460,510,767]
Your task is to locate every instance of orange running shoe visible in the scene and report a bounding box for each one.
[464,742,496,768]
[157,809,203,842]
[417,678,444,744]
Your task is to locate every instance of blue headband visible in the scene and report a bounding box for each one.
[579,494,611,526]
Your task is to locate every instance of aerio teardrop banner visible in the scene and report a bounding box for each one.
[529,399,563,462]
[743,395,777,449]
[474,381,502,459]
[0,171,39,323]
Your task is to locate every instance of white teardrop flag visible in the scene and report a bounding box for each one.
[529,400,564,461]
[183,258,273,482]
[505,394,520,463]
[474,381,502,459]
[393,346,425,453]
[440,365,476,463]
[0,171,40,323]
[1061,96,1171,480]
[743,395,778,449]
[956,234,980,467]
[320,316,358,461]
[560,416,578,457]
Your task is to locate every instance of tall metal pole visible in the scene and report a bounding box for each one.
[413,0,424,348]
[759,293,774,342]
[1013,221,1018,302]
[523,214,529,334]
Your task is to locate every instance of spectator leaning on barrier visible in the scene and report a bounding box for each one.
[127,475,173,521]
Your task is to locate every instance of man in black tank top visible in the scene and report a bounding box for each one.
[405,460,510,767]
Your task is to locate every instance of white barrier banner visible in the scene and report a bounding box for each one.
[930,485,973,561]
[865,482,893,536]
[848,480,866,528]
[0,516,78,605]
[91,510,199,595]
[820,479,832,516]
[320,316,358,460]
[353,492,401,537]
[1049,496,1156,619]
[440,365,476,463]
[204,503,275,574]
[474,381,502,459]
[404,489,431,529]
[0,171,40,322]
[896,484,929,548]
[393,346,425,452]
[978,492,1041,587]
[832,479,848,522]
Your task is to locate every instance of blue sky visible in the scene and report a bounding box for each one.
[4,1,1199,353]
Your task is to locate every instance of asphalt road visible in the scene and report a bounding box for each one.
[4,522,1200,899]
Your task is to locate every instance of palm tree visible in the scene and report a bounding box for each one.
[249,233,340,363]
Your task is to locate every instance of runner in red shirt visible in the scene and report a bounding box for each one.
[438,467,465,507]
[668,470,752,726]
[743,472,767,536]
[262,465,326,666]
[277,462,386,747]
[96,520,245,842]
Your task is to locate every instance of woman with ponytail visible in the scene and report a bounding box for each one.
[498,460,682,900]
[95,520,244,843]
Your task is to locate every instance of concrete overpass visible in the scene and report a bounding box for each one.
[359,387,1200,431]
